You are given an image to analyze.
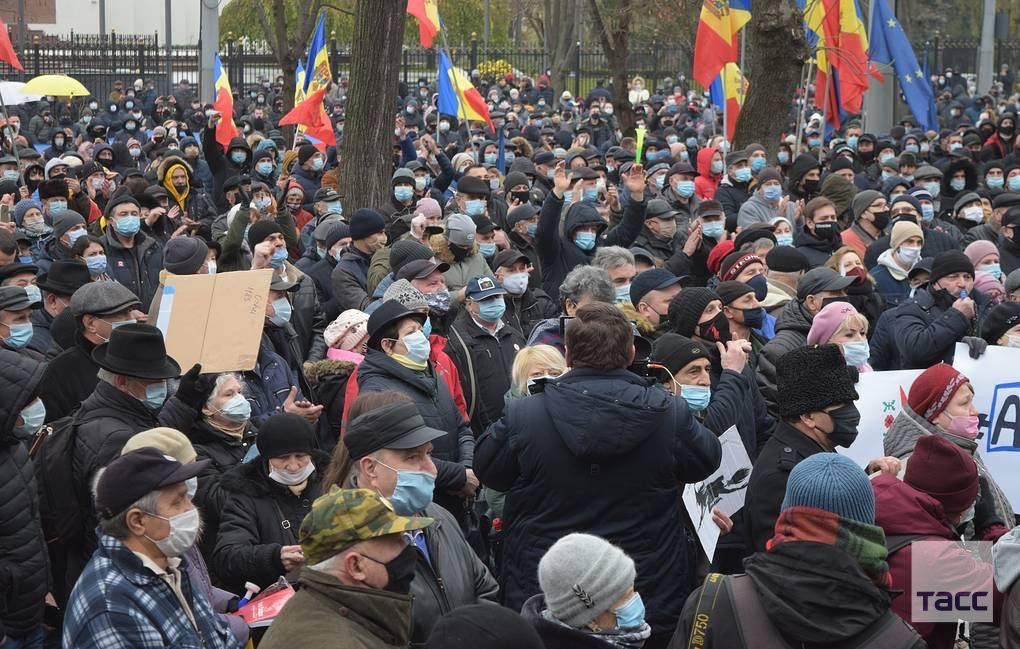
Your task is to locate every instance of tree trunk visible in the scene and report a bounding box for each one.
[732,0,809,152]
[339,0,407,211]
[588,0,635,135]
[544,0,578,98]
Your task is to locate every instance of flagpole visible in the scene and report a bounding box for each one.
[794,60,813,159]
[722,65,728,146]
[818,52,831,164]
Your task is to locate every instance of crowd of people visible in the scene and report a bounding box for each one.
[3,64,1020,649]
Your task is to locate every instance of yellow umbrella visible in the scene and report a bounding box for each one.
[22,74,90,98]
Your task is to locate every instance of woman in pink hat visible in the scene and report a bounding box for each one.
[806,301,872,372]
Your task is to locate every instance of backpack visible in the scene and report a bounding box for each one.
[29,414,84,546]
[687,572,920,649]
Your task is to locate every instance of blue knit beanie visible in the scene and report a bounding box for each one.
[781,453,875,524]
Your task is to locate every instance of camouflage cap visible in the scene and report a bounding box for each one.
[300,487,433,565]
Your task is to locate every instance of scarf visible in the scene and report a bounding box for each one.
[767,506,892,590]
[540,607,651,649]
[162,163,191,209]
[206,417,246,440]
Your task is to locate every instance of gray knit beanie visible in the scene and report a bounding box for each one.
[383,278,427,312]
[537,533,636,628]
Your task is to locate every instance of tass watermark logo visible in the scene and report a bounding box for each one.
[911,540,994,623]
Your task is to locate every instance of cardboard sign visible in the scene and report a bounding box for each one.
[156,269,272,373]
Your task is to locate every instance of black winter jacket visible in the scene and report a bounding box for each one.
[0,351,49,640]
[474,368,721,640]
[305,254,342,322]
[502,290,559,346]
[211,450,330,592]
[444,313,527,435]
[755,299,814,414]
[893,287,988,369]
[37,330,100,422]
[521,594,616,649]
[102,229,163,305]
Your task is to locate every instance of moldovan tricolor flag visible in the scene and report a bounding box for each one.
[407,0,441,48]
[709,63,745,141]
[692,0,752,88]
[212,54,237,151]
[437,49,492,129]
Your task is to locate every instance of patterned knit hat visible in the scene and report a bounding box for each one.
[383,278,427,311]
[537,533,636,628]
[718,251,763,282]
[323,309,370,351]
[907,363,970,423]
[781,453,876,524]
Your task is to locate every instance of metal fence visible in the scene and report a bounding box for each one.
[0,31,691,103]
[924,37,1020,80]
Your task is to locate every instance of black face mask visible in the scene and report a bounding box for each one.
[740,306,764,330]
[802,179,820,195]
[511,190,530,204]
[696,311,731,344]
[824,403,861,448]
[821,295,850,308]
[814,221,837,239]
[379,545,417,594]
[871,210,890,231]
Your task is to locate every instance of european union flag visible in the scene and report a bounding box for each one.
[869,0,939,131]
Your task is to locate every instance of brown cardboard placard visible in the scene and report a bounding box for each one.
[155,269,272,373]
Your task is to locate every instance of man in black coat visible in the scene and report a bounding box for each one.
[0,349,50,647]
[445,275,527,435]
[38,281,144,422]
[305,221,350,322]
[746,344,860,552]
[491,249,558,340]
[475,303,721,649]
[29,260,91,356]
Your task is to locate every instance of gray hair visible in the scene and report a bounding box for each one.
[205,372,244,408]
[96,367,118,385]
[591,246,635,272]
[94,468,162,540]
[559,265,614,306]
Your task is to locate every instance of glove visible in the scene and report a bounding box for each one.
[972,475,1004,534]
[174,363,211,411]
[962,336,987,359]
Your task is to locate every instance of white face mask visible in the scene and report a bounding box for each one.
[145,507,200,558]
[1007,335,1020,349]
[269,461,315,486]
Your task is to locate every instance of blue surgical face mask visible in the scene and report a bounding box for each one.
[67,228,87,245]
[776,233,794,246]
[483,153,498,165]
[49,199,67,213]
[2,169,18,181]
[905,144,920,154]
[113,215,141,237]
[1009,176,1020,192]
[422,316,432,337]
[921,204,935,222]
[842,340,870,367]
[401,329,431,363]
[924,181,940,198]
[15,398,46,439]
[230,151,247,164]
[762,185,783,201]
[216,393,251,423]
[734,167,752,183]
[311,157,325,171]
[880,153,895,165]
[654,176,666,189]
[979,263,1002,280]
[701,221,724,239]
[710,160,723,174]
[750,157,765,173]
[317,245,327,259]
[614,284,631,303]
[376,460,436,515]
[680,384,711,411]
[3,322,33,349]
[582,186,599,202]
[394,185,414,202]
[987,176,1005,190]
[505,152,515,164]
[18,255,33,264]
[574,231,597,251]
[950,178,966,192]
[86,254,108,275]
[477,296,506,322]
[325,201,343,215]
[846,135,859,149]
[143,380,168,410]
[270,247,288,268]
[269,297,292,326]
[675,180,695,197]
[256,161,273,175]
[465,199,486,217]
[526,222,538,237]
[614,593,646,630]
[23,285,41,304]
[680,151,689,162]
[563,190,574,206]
[777,151,790,164]
[478,242,497,257]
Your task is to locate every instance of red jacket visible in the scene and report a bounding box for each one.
[873,474,1004,649]
[340,334,469,430]
[694,146,721,200]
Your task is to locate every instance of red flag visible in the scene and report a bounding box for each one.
[278,88,336,149]
[0,18,23,71]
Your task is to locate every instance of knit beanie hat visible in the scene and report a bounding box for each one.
[650,333,711,377]
[851,190,883,220]
[424,604,544,649]
[904,435,979,514]
[929,250,974,287]
[973,271,1003,298]
[821,173,857,215]
[50,209,86,239]
[667,287,719,338]
[964,240,999,267]
[757,167,783,186]
[246,220,283,251]
[715,280,753,306]
[389,239,433,276]
[781,453,876,524]
[416,196,443,219]
[776,344,859,419]
[121,427,198,464]
[383,278,427,311]
[537,533,636,628]
[323,309,370,351]
[13,199,41,226]
[163,237,209,275]
[907,363,970,423]
[257,413,315,459]
[718,251,763,282]
[297,143,318,166]
[981,301,1020,344]
[349,208,386,240]
[806,301,860,345]
[889,221,924,251]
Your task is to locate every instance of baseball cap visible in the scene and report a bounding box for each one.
[395,259,450,282]
[629,268,682,305]
[492,249,530,270]
[465,275,506,301]
[797,267,855,300]
[343,401,447,459]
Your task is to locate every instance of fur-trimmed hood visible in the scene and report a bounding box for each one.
[156,154,195,184]
[303,359,355,385]
[218,448,332,498]
[618,300,657,336]
[430,232,478,263]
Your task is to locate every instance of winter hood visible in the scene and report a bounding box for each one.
[696,146,719,180]
[872,473,955,539]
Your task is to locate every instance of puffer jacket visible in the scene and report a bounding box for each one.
[755,299,813,413]
[503,289,559,341]
[536,193,646,301]
[715,175,751,229]
[102,227,163,305]
[331,245,374,312]
[0,350,49,641]
[211,450,330,592]
[430,235,494,304]
[242,337,302,426]
[884,403,1014,528]
[475,368,721,643]
[893,286,988,369]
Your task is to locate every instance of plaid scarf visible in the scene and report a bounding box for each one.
[767,506,893,590]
